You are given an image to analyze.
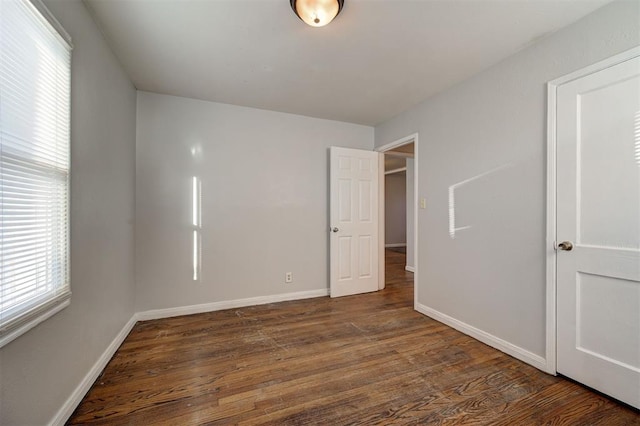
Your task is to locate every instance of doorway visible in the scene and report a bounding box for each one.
[377,134,418,309]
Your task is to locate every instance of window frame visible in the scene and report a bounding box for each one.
[0,0,73,348]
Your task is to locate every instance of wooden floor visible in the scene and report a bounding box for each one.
[68,249,639,425]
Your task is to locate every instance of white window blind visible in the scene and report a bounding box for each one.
[0,0,71,347]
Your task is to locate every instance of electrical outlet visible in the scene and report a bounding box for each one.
[420,198,427,209]
[285,272,293,283]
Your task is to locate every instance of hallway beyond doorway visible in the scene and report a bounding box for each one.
[385,247,413,298]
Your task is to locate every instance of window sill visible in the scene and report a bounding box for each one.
[0,291,72,349]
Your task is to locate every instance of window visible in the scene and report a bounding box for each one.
[0,0,72,347]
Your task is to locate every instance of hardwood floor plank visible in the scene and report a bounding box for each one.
[67,249,640,425]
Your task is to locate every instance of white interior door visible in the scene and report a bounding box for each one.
[556,55,640,408]
[330,147,379,297]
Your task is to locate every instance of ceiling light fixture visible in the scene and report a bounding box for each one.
[290,0,344,28]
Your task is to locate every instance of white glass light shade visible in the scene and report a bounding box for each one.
[291,0,344,27]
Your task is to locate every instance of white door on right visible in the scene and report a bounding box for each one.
[556,54,640,409]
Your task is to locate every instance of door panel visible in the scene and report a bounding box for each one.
[330,147,379,297]
[577,71,640,249]
[339,236,352,280]
[556,55,640,408]
[577,272,639,369]
[359,235,372,277]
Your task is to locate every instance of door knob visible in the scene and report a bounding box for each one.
[557,241,573,251]
[331,227,339,233]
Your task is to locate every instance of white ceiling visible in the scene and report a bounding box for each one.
[84,0,611,126]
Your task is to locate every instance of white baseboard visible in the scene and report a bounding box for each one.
[136,289,329,321]
[50,315,138,426]
[385,243,407,248]
[415,302,548,372]
[405,266,415,272]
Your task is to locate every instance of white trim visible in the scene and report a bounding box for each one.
[416,303,547,372]
[385,243,406,248]
[378,153,386,290]
[413,136,418,310]
[384,167,407,175]
[545,46,640,377]
[377,133,419,310]
[27,0,73,49]
[548,46,640,87]
[545,78,558,375]
[136,289,329,321]
[0,292,71,349]
[405,266,415,273]
[50,315,138,426]
[376,133,418,153]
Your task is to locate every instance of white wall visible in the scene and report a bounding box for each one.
[374,0,640,361]
[136,92,373,311]
[0,1,137,424]
[385,172,407,245]
[406,159,415,269]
